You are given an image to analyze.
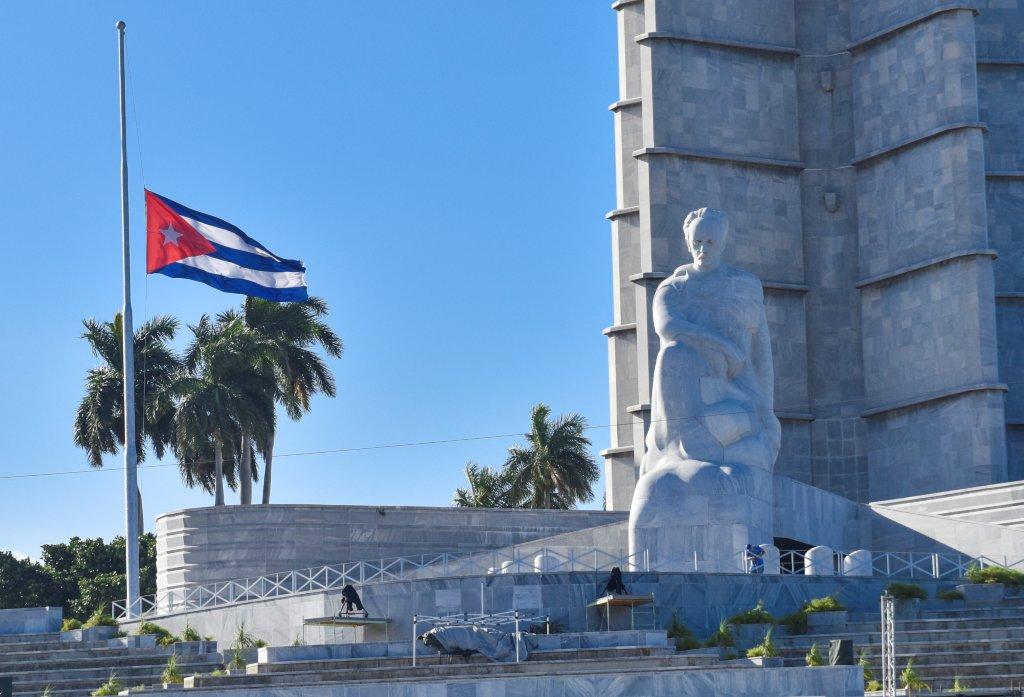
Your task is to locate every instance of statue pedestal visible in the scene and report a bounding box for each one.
[628,460,771,572]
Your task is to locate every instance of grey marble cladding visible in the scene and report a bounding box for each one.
[158,666,862,697]
[850,0,975,45]
[975,0,1024,60]
[866,390,1008,499]
[646,0,796,49]
[979,65,1024,171]
[607,0,1017,510]
[860,256,1000,406]
[0,607,61,636]
[644,41,799,163]
[156,506,627,595]
[855,130,988,280]
[987,179,1024,293]
[853,11,979,158]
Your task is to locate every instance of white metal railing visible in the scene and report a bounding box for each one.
[112,547,1024,621]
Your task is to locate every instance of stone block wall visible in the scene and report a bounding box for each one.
[155,505,627,596]
[605,0,1018,508]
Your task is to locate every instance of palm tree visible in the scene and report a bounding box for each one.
[452,462,523,508]
[74,314,180,526]
[236,296,342,504]
[504,404,599,509]
[171,315,276,505]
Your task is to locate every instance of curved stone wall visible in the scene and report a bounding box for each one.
[155,505,626,594]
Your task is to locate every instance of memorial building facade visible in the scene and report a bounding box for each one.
[604,0,1024,510]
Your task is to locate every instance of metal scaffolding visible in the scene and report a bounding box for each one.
[880,591,896,697]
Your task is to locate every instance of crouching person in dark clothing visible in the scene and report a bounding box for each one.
[603,567,628,596]
[339,584,366,617]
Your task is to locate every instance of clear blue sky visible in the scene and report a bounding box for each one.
[0,3,617,559]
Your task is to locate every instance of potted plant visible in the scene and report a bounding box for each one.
[744,627,782,666]
[885,582,926,618]
[957,564,1023,604]
[726,600,775,648]
[802,594,848,628]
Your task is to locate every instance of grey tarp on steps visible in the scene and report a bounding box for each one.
[419,625,530,663]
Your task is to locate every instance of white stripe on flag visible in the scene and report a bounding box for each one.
[180,215,277,259]
[175,254,306,289]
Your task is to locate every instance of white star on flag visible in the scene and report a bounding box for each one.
[159,224,183,246]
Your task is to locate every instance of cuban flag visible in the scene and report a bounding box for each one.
[145,190,308,302]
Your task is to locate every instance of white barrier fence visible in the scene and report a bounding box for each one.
[112,546,1023,621]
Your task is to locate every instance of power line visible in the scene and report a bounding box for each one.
[0,397,888,482]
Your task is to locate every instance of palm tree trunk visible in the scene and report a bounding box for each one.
[214,431,225,506]
[261,431,275,504]
[240,431,252,505]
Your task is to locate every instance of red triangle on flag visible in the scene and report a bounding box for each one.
[145,189,217,273]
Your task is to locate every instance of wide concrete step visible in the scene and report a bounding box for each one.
[8,660,223,696]
[0,631,65,646]
[841,614,1024,632]
[782,637,1024,656]
[0,646,185,668]
[252,645,680,676]
[185,652,737,690]
[777,626,1024,647]
[3,653,220,682]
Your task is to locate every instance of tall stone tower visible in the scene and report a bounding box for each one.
[604,0,1024,510]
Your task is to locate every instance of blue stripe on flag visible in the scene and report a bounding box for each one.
[155,261,309,302]
[150,191,304,266]
[207,242,305,273]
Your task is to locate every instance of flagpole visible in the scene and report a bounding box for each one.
[116,19,141,620]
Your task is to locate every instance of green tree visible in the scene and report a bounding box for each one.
[171,316,277,505]
[504,404,599,509]
[453,462,524,508]
[41,535,157,620]
[0,535,156,621]
[74,314,179,525]
[234,297,342,504]
[0,552,60,610]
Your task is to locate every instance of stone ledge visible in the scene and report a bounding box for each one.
[608,97,642,113]
[851,122,987,168]
[996,293,1024,300]
[987,171,1024,179]
[634,146,804,171]
[635,31,799,57]
[610,0,642,9]
[626,403,651,414]
[979,59,1024,67]
[606,206,640,220]
[777,411,815,421]
[855,248,997,289]
[763,281,810,293]
[600,446,635,458]
[629,271,670,284]
[847,4,978,52]
[861,381,1008,418]
[603,323,637,336]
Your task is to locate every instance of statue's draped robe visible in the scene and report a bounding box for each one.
[641,264,779,476]
[629,263,780,569]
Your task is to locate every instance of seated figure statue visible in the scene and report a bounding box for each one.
[628,208,780,572]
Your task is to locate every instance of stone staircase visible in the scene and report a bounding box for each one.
[873,481,1024,529]
[0,632,222,696]
[776,596,1024,691]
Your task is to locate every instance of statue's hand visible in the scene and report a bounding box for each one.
[724,342,746,378]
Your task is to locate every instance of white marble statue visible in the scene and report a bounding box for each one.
[628,208,781,571]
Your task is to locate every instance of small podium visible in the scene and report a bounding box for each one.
[302,614,390,644]
[586,594,655,631]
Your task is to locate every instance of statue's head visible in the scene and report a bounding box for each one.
[683,207,729,271]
